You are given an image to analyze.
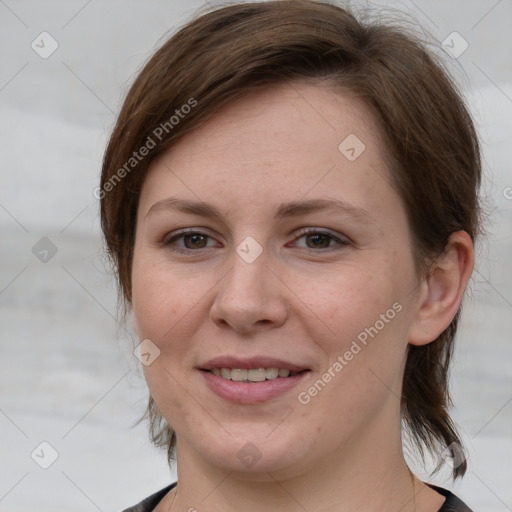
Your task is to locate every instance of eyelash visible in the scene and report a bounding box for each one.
[163,228,350,254]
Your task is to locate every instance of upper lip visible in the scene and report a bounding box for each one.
[199,356,309,373]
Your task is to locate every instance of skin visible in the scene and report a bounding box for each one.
[131,82,474,511]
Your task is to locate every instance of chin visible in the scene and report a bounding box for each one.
[192,432,314,479]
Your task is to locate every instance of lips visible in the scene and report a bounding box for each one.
[198,355,311,404]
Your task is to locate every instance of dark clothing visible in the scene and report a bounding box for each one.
[429,485,474,511]
[121,482,175,512]
[122,481,474,511]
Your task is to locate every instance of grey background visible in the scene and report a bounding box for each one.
[0,1,511,510]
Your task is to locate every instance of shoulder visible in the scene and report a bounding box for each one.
[121,482,177,512]
[429,484,474,512]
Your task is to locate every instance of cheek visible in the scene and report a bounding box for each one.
[131,261,165,338]
[131,252,200,341]
[301,279,409,438]
[132,259,197,408]
[310,267,400,344]
[305,264,413,403]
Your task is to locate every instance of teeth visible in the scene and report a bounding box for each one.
[265,367,279,379]
[210,367,300,382]
[230,369,247,382]
[248,368,266,382]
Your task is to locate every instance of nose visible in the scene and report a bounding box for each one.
[209,252,288,334]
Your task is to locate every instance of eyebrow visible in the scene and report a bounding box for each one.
[145,197,375,224]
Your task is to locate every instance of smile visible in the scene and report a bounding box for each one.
[200,368,310,404]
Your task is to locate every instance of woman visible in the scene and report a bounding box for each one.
[99,1,480,510]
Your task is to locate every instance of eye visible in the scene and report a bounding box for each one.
[163,230,220,253]
[291,229,350,250]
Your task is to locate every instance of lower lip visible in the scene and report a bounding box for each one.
[200,370,310,404]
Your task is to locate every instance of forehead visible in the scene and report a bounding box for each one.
[138,82,397,224]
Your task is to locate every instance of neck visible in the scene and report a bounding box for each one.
[167,411,423,512]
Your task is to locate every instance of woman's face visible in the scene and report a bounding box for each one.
[132,82,423,478]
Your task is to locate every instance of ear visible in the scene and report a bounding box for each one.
[408,231,474,346]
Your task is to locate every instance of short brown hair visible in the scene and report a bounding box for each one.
[100,0,481,479]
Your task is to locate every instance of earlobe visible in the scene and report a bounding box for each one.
[408,231,474,346]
